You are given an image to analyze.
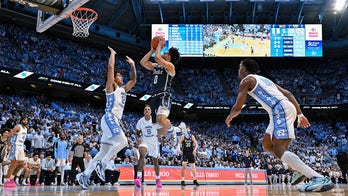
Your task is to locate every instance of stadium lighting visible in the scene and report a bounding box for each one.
[334,0,347,11]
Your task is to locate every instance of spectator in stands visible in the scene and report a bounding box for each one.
[33,130,45,154]
[40,154,56,185]
[105,156,121,186]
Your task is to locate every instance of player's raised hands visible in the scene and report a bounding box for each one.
[107,46,116,55]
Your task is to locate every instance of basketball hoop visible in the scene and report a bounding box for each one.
[70,7,98,38]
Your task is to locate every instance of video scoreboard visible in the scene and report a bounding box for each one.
[152,24,323,57]
[270,24,322,57]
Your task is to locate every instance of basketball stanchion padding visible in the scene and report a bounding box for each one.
[69,7,98,38]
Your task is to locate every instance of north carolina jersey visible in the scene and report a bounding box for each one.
[11,125,27,147]
[105,86,126,120]
[151,63,173,95]
[136,117,158,143]
[247,74,288,114]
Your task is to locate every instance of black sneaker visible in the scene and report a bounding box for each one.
[181,181,186,186]
[193,180,199,186]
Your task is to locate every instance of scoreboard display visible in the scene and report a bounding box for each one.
[270,24,322,57]
[152,24,203,57]
[151,24,323,57]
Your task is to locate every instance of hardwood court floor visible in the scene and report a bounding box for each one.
[0,184,347,196]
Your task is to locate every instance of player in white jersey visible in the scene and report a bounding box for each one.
[77,46,137,189]
[134,105,162,188]
[4,116,28,187]
[225,58,334,192]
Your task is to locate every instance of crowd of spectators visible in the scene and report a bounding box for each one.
[0,91,347,185]
[1,22,347,106]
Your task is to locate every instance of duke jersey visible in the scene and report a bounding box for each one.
[247,74,288,114]
[136,117,158,143]
[151,63,173,95]
[182,134,193,152]
[11,125,27,148]
[105,86,126,120]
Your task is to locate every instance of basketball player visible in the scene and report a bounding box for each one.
[0,128,10,185]
[178,125,199,186]
[140,39,180,136]
[134,105,162,188]
[76,46,136,190]
[4,116,29,187]
[225,58,334,192]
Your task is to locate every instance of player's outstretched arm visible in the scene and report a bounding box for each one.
[140,48,156,71]
[124,56,137,92]
[106,46,117,93]
[225,77,252,127]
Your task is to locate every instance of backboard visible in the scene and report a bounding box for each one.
[9,0,89,33]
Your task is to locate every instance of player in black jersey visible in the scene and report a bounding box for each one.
[140,38,180,136]
[178,126,199,186]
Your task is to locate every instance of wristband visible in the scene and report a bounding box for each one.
[297,114,304,119]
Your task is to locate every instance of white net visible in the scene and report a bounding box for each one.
[70,8,98,38]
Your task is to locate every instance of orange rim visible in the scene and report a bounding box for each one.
[68,7,98,22]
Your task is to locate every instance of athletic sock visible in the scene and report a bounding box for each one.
[281,151,323,179]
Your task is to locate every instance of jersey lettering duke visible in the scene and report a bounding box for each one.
[247,74,296,140]
[150,63,173,122]
[101,86,126,144]
[182,133,195,164]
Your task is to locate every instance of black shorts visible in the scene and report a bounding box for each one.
[182,151,195,164]
[150,93,172,123]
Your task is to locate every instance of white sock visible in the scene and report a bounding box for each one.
[60,167,65,183]
[137,172,142,178]
[281,151,323,179]
[156,175,160,180]
[101,134,128,164]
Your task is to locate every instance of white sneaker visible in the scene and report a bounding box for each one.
[105,182,112,186]
[298,177,334,192]
[22,181,28,186]
[113,182,119,186]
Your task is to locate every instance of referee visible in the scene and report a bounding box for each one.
[68,135,89,185]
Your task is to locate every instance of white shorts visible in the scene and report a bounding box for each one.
[266,100,296,140]
[8,146,25,161]
[56,159,67,167]
[139,141,160,158]
[101,113,125,145]
[157,106,170,117]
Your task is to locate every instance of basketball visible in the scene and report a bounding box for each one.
[151,36,164,50]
